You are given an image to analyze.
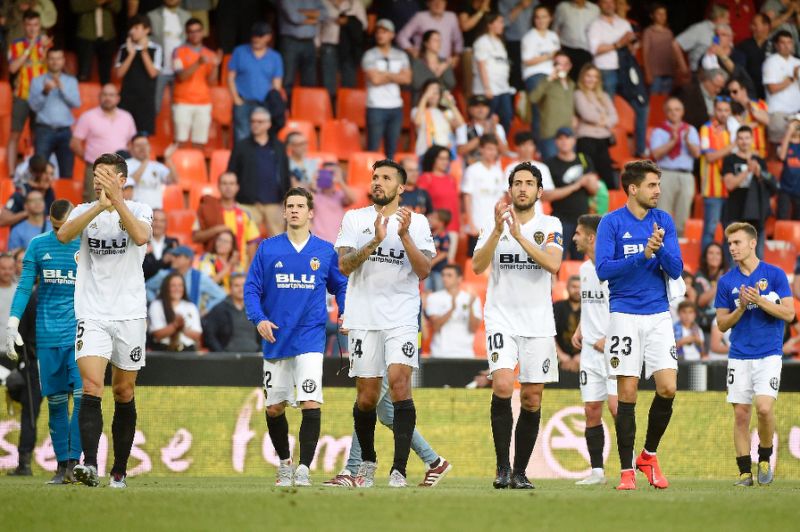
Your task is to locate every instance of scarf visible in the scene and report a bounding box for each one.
[656,120,689,159]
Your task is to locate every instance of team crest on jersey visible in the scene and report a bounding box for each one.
[89,222,98,230]
[130,346,142,363]
[610,356,620,369]
[542,358,550,374]
[533,231,545,245]
[770,377,779,391]
[310,257,320,271]
[491,352,499,363]
[758,278,768,291]
[670,345,677,360]
[76,340,83,351]
[402,342,416,358]
[302,379,317,393]
[74,251,79,263]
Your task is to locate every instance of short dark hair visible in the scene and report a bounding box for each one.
[50,199,74,221]
[129,14,151,30]
[372,159,407,184]
[46,47,64,56]
[283,186,314,210]
[230,272,246,283]
[567,274,580,284]
[577,214,601,234]
[435,208,451,226]
[774,29,793,44]
[131,132,149,144]
[22,10,40,21]
[185,17,204,30]
[649,2,666,16]
[421,30,440,48]
[93,152,128,177]
[514,131,535,146]
[29,154,48,174]
[736,124,753,136]
[621,160,661,196]
[677,300,696,313]
[442,263,463,277]
[218,171,237,184]
[507,161,542,189]
[755,13,771,26]
[479,133,499,147]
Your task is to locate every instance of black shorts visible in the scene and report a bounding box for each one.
[11,97,31,132]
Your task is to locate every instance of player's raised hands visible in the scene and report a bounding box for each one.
[505,207,522,240]
[492,201,510,234]
[396,207,412,237]
[740,285,761,306]
[257,320,279,343]
[373,208,389,242]
[95,166,123,204]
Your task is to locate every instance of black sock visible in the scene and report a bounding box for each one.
[353,402,377,463]
[391,399,416,477]
[78,394,102,468]
[299,408,321,467]
[615,401,636,470]
[758,446,773,463]
[737,455,752,475]
[110,398,137,477]
[644,394,674,453]
[512,408,541,475]
[266,412,291,461]
[585,424,605,470]
[490,394,513,469]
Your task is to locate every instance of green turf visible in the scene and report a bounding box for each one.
[1,476,797,532]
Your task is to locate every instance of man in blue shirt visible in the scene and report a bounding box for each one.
[28,48,80,179]
[6,199,82,484]
[8,189,52,250]
[244,187,347,487]
[595,160,683,491]
[715,222,795,487]
[146,246,227,314]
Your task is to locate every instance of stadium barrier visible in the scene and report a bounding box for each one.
[2,387,799,481]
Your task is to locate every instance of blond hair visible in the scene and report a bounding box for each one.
[724,222,757,240]
[577,63,605,97]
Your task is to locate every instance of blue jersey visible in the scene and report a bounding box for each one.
[714,261,791,360]
[595,206,683,315]
[244,233,347,360]
[9,231,80,348]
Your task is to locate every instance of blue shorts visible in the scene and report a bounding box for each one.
[38,346,82,397]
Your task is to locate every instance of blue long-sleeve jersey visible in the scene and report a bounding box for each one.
[595,206,683,315]
[244,233,347,360]
[9,231,80,348]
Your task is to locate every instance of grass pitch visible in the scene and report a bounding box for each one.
[1,476,797,532]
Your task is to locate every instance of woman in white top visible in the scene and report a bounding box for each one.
[472,12,513,132]
[573,63,619,190]
[148,272,203,351]
[411,79,465,156]
[521,5,560,141]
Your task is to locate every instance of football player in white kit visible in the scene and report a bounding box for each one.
[472,162,564,490]
[570,214,618,485]
[335,159,436,488]
[57,153,153,488]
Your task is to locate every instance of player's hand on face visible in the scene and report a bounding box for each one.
[257,320,279,343]
[373,209,389,242]
[396,207,412,238]
[571,327,582,350]
[98,188,112,208]
[592,337,605,353]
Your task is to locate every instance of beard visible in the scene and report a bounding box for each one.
[512,196,536,212]
[371,189,397,206]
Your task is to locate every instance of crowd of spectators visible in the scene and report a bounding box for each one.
[0,0,799,362]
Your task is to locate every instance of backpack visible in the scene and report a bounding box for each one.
[617,47,647,107]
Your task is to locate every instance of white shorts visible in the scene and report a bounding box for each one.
[605,311,677,380]
[172,103,212,144]
[348,325,419,378]
[486,331,559,384]
[726,355,782,404]
[263,352,324,407]
[75,319,147,371]
[580,344,618,402]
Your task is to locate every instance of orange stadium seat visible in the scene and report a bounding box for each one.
[608,189,627,211]
[320,119,362,160]
[608,126,634,167]
[680,240,701,273]
[278,119,318,149]
[210,86,232,127]
[336,88,366,128]
[307,151,338,164]
[73,82,101,119]
[290,87,332,127]
[348,184,372,209]
[684,218,703,241]
[150,87,174,157]
[0,226,8,251]
[613,95,635,135]
[167,209,197,241]
[347,151,385,187]
[0,148,7,180]
[172,149,208,189]
[188,181,219,211]
[219,54,231,86]
[209,149,230,182]
[52,179,83,204]
[552,280,567,301]
[162,184,185,211]
[559,260,582,281]
[773,220,800,244]
[764,243,797,273]
[0,81,11,115]
[648,93,668,127]
[0,179,16,202]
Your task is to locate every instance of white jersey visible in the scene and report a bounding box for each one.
[475,212,563,336]
[579,259,609,346]
[426,289,482,358]
[335,206,435,330]
[70,200,153,321]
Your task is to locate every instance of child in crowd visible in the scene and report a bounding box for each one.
[426,208,452,292]
[674,300,705,361]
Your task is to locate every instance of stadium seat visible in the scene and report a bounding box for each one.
[210,86,232,127]
[541,200,552,215]
[209,149,230,182]
[0,148,7,180]
[307,151,338,164]
[150,87,174,157]
[684,218,703,241]
[767,159,783,181]
[0,225,8,251]
[613,95,635,135]
[608,126,634,167]
[278,119,318,150]
[0,179,16,202]
[348,184,372,209]
[773,220,800,244]
[0,81,11,117]
[172,149,209,189]
[552,280,567,301]
[648,93,668,127]
[558,260,582,281]
[463,259,489,285]
[162,184,185,211]
[166,209,197,241]
[320,119,362,160]
[219,54,231,86]
[347,151,385,188]
[73,82,101,119]
[608,189,627,211]
[290,87,332,127]
[679,240,701,273]
[764,244,797,273]
[52,179,83,205]
[450,158,463,188]
[188,181,219,211]
[335,88,366,128]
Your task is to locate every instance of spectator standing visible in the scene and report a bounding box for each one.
[399,156,433,215]
[148,272,202,351]
[673,301,704,361]
[497,0,535,91]
[397,0,462,65]
[411,80,464,157]
[649,97,701,236]
[502,132,556,217]
[699,97,735,251]
[761,0,800,47]
[521,6,560,142]
[69,84,137,201]
[2,1,56,42]
[554,275,581,372]
[28,48,80,180]
[7,190,51,250]
[425,208,451,292]
[676,68,729,131]
[311,162,355,243]
[147,0,191,115]
[735,13,772,101]
[192,172,261,263]
[457,0,491,98]
[367,0,422,37]
[460,134,506,252]
[727,77,769,158]
[70,0,121,84]
[641,3,675,94]
[0,155,55,228]
[201,273,260,352]
[673,3,730,77]
[472,12,513,133]
[181,0,214,35]
[455,95,508,167]
[126,135,178,209]
[528,51,575,161]
[544,127,599,259]
[286,132,319,188]
[694,242,728,334]
[146,245,227,314]
[418,145,460,246]
[172,17,219,149]
[425,264,481,358]
[6,10,50,178]
[227,22,284,143]
[410,30,457,104]
[573,63,618,190]
[197,229,244,292]
[143,208,178,280]
[116,15,163,135]
[776,116,800,220]
[552,0,600,80]
[586,0,635,97]
[277,0,324,104]
[362,19,411,160]
[699,24,753,94]
[763,30,800,145]
[319,0,366,105]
